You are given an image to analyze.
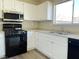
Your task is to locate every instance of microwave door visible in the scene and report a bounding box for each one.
[4,13,19,19]
[3,13,23,21]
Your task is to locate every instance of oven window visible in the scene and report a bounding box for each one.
[9,36,20,47]
[4,13,19,19]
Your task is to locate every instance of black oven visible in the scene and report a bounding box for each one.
[3,24,27,58]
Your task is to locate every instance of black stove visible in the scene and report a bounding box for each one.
[3,24,27,58]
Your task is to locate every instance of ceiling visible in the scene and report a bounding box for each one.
[21,0,48,5]
[20,0,70,5]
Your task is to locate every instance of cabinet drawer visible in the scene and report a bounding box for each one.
[51,35,68,46]
[38,33,53,41]
[39,33,68,46]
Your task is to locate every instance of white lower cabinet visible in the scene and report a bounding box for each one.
[36,32,68,59]
[51,36,68,59]
[36,33,52,58]
[0,32,5,58]
[27,31,36,51]
[52,44,67,59]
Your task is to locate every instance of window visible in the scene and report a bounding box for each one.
[73,0,79,23]
[55,0,73,24]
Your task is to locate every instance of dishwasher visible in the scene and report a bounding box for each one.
[68,38,79,59]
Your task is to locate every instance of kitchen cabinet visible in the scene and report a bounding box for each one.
[0,0,3,18]
[36,32,52,58]
[15,0,24,13]
[37,1,53,20]
[3,0,24,13]
[3,0,15,11]
[0,32,5,58]
[24,3,38,20]
[36,32,68,59]
[27,31,36,51]
[51,35,68,59]
[24,1,53,20]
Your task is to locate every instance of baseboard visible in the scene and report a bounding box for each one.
[34,49,50,59]
[27,48,35,51]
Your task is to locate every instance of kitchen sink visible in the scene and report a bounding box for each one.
[50,32,72,35]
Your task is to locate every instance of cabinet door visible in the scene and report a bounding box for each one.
[15,0,24,13]
[24,3,37,20]
[51,36,68,59]
[52,44,67,59]
[3,0,15,11]
[36,33,68,59]
[0,0,3,18]
[27,31,36,51]
[36,33,52,58]
[38,2,48,20]
[0,32,5,58]
[38,1,53,20]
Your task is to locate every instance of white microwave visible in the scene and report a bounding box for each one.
[3,12,24,22]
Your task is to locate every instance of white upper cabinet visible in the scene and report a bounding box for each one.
[0,0,3,18]
[3,0,15,11]
[24,2,37,20]
[24,1,53,20]
[3,0,24,13]
[15,0,24,13]
[0,0,2,9]
[3,0,53,20]
[37,1,53,20]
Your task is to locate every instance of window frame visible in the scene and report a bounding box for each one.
[54,0,75,24]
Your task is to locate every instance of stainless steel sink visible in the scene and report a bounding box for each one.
[50,32,72,35]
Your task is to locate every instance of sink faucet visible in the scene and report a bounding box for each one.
[60,26,72,34]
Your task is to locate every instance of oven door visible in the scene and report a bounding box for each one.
[5,34,26,57]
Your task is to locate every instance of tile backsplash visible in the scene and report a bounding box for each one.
[37,21,79,35]
[22,20,38,30]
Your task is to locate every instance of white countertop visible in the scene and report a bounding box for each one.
[26,30,79,39]
[36,31,79,39]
